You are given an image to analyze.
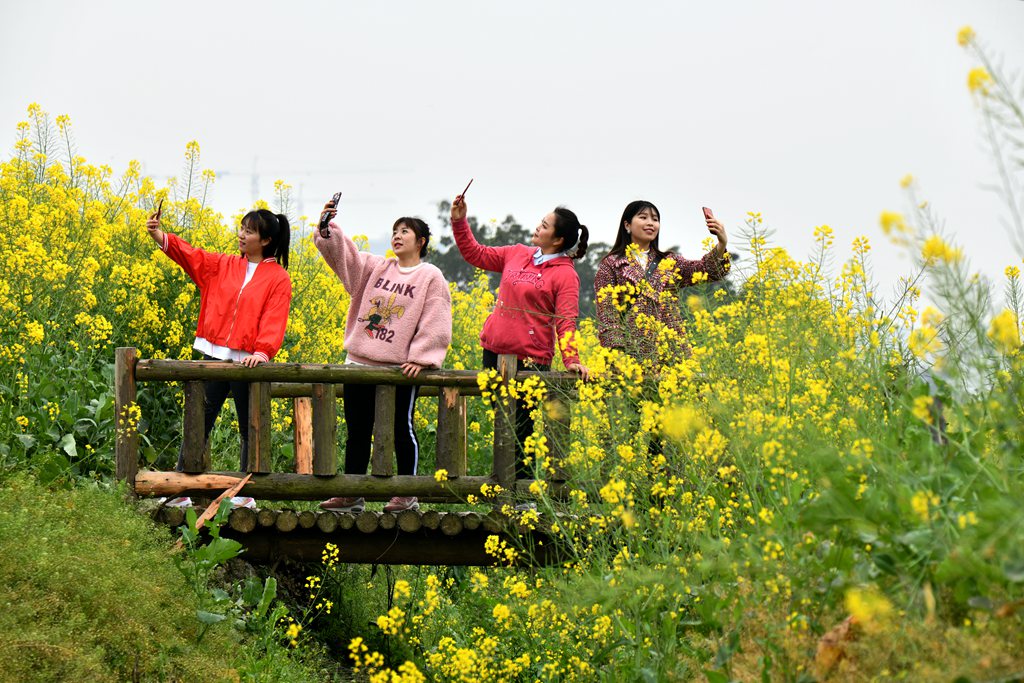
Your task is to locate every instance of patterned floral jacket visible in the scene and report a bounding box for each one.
[594,247,730,363]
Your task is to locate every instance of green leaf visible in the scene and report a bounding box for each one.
[59,433,77,458]
[15,434,36,450]
[255,577,277,620]
[196,610,227,625]
[703,670,729,683]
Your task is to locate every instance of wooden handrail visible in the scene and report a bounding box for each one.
[115,347,577,501]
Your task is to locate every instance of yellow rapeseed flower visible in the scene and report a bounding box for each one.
[988,309,1021,352]
[921,235,962,265]
[957,25,975,47]
[967,67,993,94]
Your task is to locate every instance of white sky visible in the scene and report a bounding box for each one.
[2,0,1023,299]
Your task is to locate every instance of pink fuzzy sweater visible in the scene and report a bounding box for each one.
[314,222,452,368]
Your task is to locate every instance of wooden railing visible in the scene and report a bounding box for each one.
[113,347,576,503]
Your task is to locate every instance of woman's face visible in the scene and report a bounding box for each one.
[626,207,660,247]
[531,212,564,252]
[238,220,270,259]
[391,223,424,259]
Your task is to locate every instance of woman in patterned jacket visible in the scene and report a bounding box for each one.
[594,200,729,365]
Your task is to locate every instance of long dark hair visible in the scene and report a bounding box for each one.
[606,200,669,261]
[393,217,431,258]
[242,209,291,270]
[552,206,589,260]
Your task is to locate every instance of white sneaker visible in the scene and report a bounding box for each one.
[229,496,256,509]
[165,497,193,508]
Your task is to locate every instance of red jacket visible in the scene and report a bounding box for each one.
[161,233,292,362]
[452,218,580,366]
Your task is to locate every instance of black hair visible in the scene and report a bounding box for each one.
[242,209,291,270]
[552,206,589,260]
[607,200,669,261]
[392,217,431,258]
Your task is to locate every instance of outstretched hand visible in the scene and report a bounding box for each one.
[450,196,468,222]
[319,200,338,235]
[145,211,165,246]
[706,217,728,256]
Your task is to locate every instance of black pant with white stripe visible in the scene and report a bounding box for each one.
[342,383,420,476]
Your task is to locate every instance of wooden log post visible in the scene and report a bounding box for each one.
[316,511,339,533]
[545,396,572,482]
[437,387,467,477]
[181,381,208,473]
[293,397,313,474]
[492,354,518,490]
[248,382,272,473]
[229,507,257,533]
[311,384,337,476]
[371,385,396,476]
[114,347,140,486]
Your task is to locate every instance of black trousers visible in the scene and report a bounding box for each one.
[176,355,250,472]
[482,348,549,480]
[343,383,420,476]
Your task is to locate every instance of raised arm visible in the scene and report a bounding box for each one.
[313,220,384,295]
[449,197,512,273]
[147,211,222,287]
[669,249,731,289]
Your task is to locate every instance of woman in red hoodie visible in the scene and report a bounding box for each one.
[450,196,589,483]
[146,208,292,474]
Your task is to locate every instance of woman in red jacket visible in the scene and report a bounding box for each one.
[146,208,292,473]
[450,195,589,483]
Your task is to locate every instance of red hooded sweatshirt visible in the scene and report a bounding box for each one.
[452,217,580,366]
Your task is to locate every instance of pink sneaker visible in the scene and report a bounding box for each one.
[319,496,365,513]
[383,496,419,513]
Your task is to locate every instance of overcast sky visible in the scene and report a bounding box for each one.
[2,0,1023,298]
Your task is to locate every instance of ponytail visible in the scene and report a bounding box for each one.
[553,206,589,260]
[274,213,291,270]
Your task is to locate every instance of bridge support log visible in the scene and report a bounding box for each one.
[492,354,518,490]
[436,388,467,477]
[248,382,272,473]
[181,381,208,473]
[311,383,337,475]
[115,347,139,486]
[371,385,396,476]
[293,397,313,474]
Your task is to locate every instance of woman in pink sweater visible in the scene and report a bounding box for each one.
[450,195,589,483]
[314,201,452,513]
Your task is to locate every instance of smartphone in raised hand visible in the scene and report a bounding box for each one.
[455,178,473,205]
[702,206,714,221]
[319,191,342,238]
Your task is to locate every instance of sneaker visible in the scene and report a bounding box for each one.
[383,496,420,513]
[165,497,193,508]
[229,496,256,509]
[513,501,537,512]
[319,496,365,513]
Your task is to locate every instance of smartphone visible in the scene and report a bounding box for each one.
[702,206,714,220]
[156,198,164,219]
[319,191,342,238]
[456,178,473,205]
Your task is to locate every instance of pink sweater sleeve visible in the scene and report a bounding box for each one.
[313,220,384,295]
[451,217,512,273]
[407,270,453,368]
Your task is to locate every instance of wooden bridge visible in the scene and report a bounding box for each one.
[113,347,578,566]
